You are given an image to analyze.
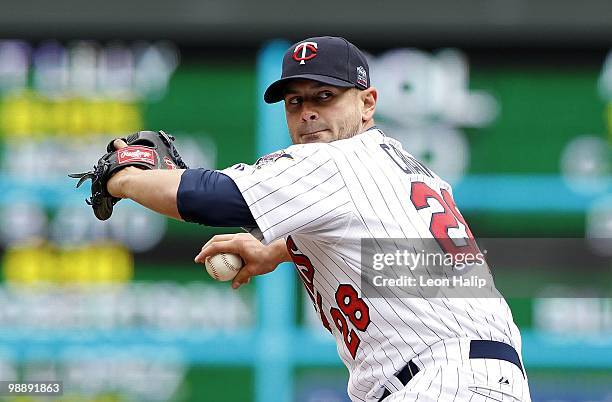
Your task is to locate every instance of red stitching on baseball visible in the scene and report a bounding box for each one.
[221,253,238,273]
[207,257,220,279]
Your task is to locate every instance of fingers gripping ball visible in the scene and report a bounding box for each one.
[205,253,244,282]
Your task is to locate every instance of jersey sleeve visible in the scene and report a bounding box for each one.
[221,144,353,245]
[176,169,257,227]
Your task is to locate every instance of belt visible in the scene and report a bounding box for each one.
[378,340,523,401]
[378,360,420,401]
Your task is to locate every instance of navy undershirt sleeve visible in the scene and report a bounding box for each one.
[177,168,257,227]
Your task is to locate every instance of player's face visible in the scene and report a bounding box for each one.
[283,80,363,144]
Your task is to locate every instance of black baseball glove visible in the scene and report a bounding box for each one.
[69,130,189,221]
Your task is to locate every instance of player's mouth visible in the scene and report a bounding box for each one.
[300,129,328,143]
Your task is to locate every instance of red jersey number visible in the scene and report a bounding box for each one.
[410,181,479,256]
[331,284,371,359]
[287,237,372,359]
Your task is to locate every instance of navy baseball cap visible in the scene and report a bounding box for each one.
[264,36,370,104]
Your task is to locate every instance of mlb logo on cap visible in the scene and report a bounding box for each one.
[264,36,371,103]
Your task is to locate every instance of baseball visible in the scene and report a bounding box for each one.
[204,253,244,281]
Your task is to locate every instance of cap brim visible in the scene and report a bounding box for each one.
[263,74,355,104]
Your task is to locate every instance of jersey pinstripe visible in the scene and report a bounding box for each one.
[221,128,525,402]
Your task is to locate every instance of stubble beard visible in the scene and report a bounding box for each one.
[336,111,363,141]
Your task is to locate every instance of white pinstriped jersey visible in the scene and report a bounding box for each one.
[222,128,524,402]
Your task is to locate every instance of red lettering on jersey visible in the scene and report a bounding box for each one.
[286,236,315,303]
[287,237,372,358]
[316,292,332,333]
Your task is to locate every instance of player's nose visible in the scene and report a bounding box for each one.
[301,109,319,122]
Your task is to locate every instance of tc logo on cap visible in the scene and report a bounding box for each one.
[293,41,318,65]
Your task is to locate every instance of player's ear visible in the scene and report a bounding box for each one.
[360,87,377,122]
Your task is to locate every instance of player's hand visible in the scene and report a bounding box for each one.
[106,139,133,198]
[194,233,290,289]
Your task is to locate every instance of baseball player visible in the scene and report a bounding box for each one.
[102,37,531,401]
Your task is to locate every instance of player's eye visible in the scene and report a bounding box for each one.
[287,96,302,105]
[317,91,333,100]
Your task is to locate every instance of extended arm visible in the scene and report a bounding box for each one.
[108,167,184,219]
[107,140,256,227]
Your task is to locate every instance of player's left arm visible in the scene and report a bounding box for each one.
[108,166,184,219]
[107,139,257,227]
